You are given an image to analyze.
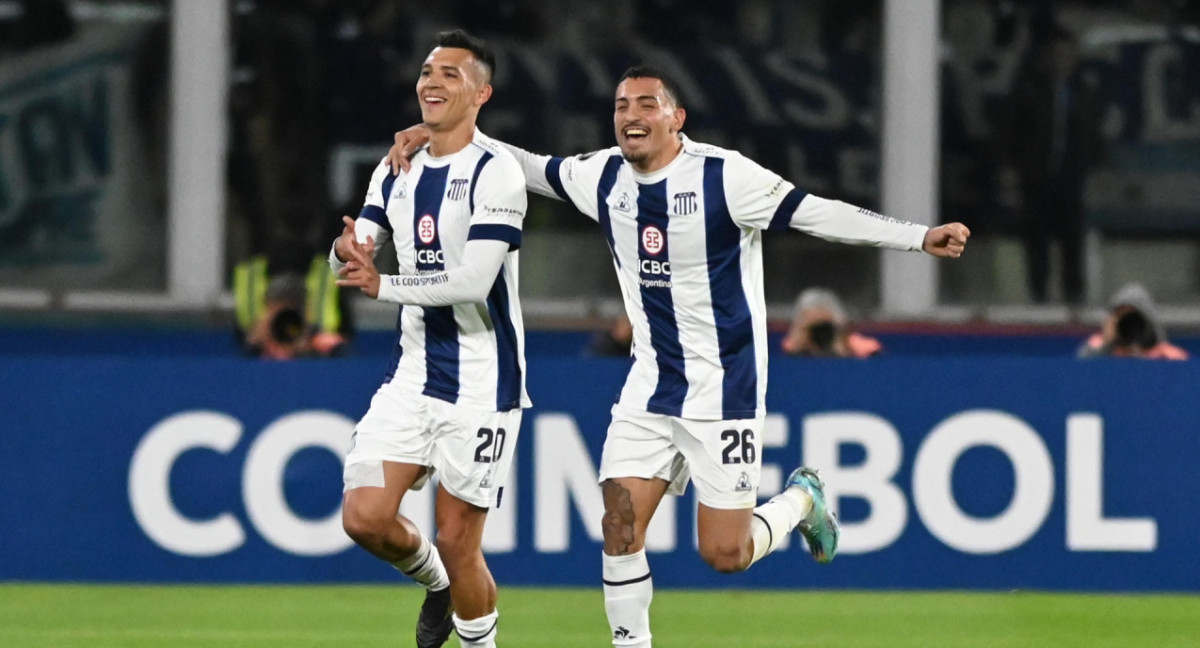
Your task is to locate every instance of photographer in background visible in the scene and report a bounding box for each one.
[1078,283,1188,360]
[781,288,882,358]
[234,242,351,360]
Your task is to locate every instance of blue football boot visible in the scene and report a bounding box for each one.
[786,467,840,564]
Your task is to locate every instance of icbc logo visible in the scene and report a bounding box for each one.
[642,225,664,255]
[418,214,436,244]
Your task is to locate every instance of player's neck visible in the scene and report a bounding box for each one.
[426,121,476,158]
[631,139,684,175]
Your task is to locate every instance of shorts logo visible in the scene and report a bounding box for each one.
[673,192,697,215]
[447,178,469,201]
[735,471,752,492]
[418,214,436,244]
[641,226,664,255]
[480,472,492,489]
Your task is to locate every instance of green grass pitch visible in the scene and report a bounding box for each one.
[2,584,1198,647]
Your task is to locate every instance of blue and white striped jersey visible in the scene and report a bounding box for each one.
[347,131,530,412]
[505,135,927,420]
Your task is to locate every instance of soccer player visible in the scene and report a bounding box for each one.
[332,30,528,648]
[392,65,970,648]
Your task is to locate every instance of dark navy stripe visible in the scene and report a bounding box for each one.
[487,268,522,411]
[469,223,522,249]
[468,151,494,213]
[412,165,459,402]
[704,157,757,418]
[383,306,404,383]
[637,179,687,417]
[596,155,624,268]
[358,205,393,233]
[400,550,431,577]
[545,156,569,201]
[602,571,652,587]
[768,187,807,231]
[458,620,498,643]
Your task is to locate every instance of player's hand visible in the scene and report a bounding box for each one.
[388,124,432,174]
[334,215,359,263]
[336,231,380,299]
[922,222,970,258]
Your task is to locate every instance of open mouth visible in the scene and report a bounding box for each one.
[623,126,649,141]
[423,96,447,106]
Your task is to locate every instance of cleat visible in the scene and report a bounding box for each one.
[415,586,454,648]
[786,467,840,564]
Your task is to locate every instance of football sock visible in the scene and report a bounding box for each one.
[454,610,499,648]
[750,487,813,565]
[602,550,653,648]
[391,532,450,591]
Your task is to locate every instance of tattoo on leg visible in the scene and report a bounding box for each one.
[601,480,637,555]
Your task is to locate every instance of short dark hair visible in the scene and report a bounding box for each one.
[434,29,496,83]
[618,65,684,107]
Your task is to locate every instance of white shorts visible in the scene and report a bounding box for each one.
[343,389,521,509]
[597,403,763,509]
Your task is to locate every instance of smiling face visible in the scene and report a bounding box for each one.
[417,46,492,132]
[613,76,686,173]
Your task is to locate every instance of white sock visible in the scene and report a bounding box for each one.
[602,550,653,648]
[454,610,498,648]
[390,532,450,591]
[750,487,813,565]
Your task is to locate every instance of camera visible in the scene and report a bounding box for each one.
[1113,308,1157,351]
[806,321,839,355]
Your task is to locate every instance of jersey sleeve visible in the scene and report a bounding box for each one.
[465,155,527,249]
[374,156,525,306]
[329,157,394,273]
[722,151,926,251]
[497,141,614,222]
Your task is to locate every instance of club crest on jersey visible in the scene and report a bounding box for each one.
[447,178,469,200]
[418,214,437,244]
[614,192,632,213]
[673,192,697,215]
[641,225,665,255]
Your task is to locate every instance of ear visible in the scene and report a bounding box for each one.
[476,83,493,107]
[671,106,687,133]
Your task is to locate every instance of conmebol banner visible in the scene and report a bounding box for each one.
[0,355,1193,591]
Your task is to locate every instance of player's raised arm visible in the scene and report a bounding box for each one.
[722,151,969,256]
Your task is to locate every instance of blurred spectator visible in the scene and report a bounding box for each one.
[233,237,351,360]
[781,288,882,358]
[1002,22,1104,304]
[586,312,633,357]
[1078,283,1188,360]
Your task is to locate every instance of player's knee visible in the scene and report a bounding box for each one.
[435,525,480,566]
[341,504,388,549]
[698,541,751,574]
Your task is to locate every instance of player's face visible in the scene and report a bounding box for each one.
[613,77,686,172]
[417,47,492,131]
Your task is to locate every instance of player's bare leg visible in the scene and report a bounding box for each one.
[342,462,427,561]
[435,484,498,647]
[342,462,452,648]
[601,477,669,648]
[695,506,755,572]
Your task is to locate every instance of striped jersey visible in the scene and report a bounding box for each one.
[506,135,927,420]
[352,131,530,412]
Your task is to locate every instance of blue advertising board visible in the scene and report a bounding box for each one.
[0,352,1196,591]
